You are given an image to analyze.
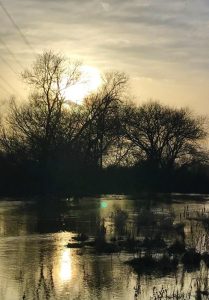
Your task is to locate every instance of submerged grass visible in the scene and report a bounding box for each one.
[126,254,178,275]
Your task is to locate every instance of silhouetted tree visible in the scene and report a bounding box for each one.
[76,71,128,168]
[0,51,81,163]
[0,52,81,192]
[0,51,209,195]
[122,101,207,170]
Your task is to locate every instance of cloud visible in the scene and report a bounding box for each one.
[101,1,111,12]
[0,0,209,111]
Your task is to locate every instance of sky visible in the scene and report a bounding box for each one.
[0,0,209,113]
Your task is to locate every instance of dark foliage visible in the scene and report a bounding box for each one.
[126,255,178,275]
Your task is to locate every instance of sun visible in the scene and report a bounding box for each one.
[63,65,101,104]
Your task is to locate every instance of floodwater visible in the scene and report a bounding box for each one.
[0,195,209,300]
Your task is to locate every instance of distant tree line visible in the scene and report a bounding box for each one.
[0,51,208,196]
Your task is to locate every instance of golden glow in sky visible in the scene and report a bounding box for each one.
[63,65,102,104]
[1,1,209,113]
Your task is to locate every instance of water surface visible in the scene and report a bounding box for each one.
[0,195,209,300]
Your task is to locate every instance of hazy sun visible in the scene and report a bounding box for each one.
[63,65,101,104]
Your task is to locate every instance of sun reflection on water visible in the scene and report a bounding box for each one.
[59,248,72,282]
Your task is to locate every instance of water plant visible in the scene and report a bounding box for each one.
[126,254,178,275]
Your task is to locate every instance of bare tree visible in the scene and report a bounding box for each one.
[0,51,81,162]
[79,71,128,168]
[0,58,128,172]
[122,101,207,169]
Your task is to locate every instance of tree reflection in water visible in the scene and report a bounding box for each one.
[0,196,209,299]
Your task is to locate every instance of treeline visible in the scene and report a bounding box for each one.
[0,51,208,196]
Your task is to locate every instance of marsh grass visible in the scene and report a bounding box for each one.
[126,254,178,275]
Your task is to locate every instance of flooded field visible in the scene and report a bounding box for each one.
[0,194,209,300]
